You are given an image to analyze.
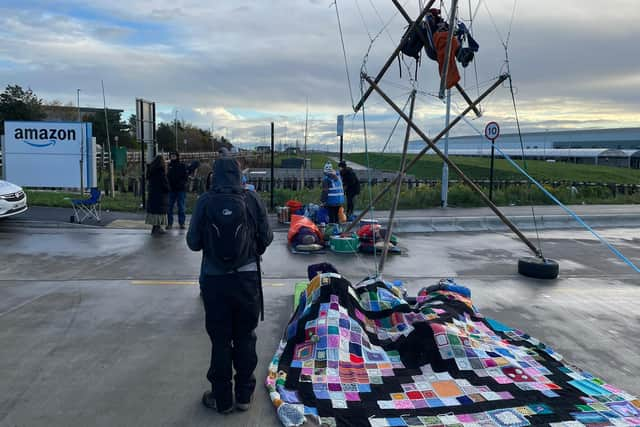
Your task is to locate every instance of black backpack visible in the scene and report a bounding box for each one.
[353,173,361,196]
[203,188,254,271]
[400,22,427,59]
[399,21,436,79]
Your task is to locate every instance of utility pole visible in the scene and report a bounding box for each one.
[101,80,114,196]
[211,121,215,153]
[304,99,309,165]
[270,122,275,212]
[77,89,84,195]
[174,109,179,151]
[337,115,345,162]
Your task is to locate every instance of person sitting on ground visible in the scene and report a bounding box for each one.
[187,153,273,415]
[167,151,188,229]
[320,161,345,224]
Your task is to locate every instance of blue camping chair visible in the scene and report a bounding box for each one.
[71,188,102,223]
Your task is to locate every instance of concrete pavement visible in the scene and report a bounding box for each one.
[11,204,640,233]
[0,223,639,426]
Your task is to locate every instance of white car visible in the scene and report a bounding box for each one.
[0,180,28,218]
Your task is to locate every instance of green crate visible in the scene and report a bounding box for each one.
[293,281,308,311]
[329,235,359,254]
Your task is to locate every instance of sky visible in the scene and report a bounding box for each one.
[1,0,639,151]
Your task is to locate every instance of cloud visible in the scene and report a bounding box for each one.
[0,0,639,151]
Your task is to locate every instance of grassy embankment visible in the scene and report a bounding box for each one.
[277,153,640,209]
[23,153,640,212]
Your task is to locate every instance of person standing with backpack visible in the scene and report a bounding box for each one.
[338,161,360,218]
[186,155,273,415]
[167,151,188,229]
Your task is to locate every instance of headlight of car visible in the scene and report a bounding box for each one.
[0,191,25,201]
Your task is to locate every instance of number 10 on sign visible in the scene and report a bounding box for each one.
[485,121,500,141]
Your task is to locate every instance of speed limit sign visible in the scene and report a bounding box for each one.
[485,121,500,141]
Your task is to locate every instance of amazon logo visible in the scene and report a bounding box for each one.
[14,127,77,148]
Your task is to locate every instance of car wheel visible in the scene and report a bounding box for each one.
[518,257,559,279]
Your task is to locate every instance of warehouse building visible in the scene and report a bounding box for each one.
[409,127,640,168]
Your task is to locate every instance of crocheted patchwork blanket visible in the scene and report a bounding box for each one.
[266,274,640,427]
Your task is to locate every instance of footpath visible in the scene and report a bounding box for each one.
[6,204,640,233]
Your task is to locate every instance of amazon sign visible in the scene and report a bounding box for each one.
[3,121,95,188]
[14,127,77,147]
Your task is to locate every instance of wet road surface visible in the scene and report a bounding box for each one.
[0,224,638,426]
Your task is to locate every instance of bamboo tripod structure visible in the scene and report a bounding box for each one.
[347,1,543,271]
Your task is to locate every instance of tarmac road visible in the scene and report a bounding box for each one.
[0,224,638,426]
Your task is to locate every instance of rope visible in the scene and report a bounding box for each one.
[483,1,506,47]
[333,0,356,109]
[507,72,544,258]
[360,78,379,277]
[489,0,543,258]
[468,0,481,99]
[381,93,414,153]
[354,0,374,41]
[504,0,518,48]
[455,113,640,274]
[367,0,398,44]
[368,0,415,80]
[493,145,640,274]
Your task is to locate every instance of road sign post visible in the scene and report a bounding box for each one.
[485,122,500,202]
[337,115,344,162]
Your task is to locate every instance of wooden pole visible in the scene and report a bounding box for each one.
[455,83,481,117]
[438,0,459,99]
[344,74,508,233]
[379,91,416,273]
[353,0,435,113]
[362,74,541,257]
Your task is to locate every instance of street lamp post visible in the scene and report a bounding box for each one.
[174,109,179,151]
[77,89,84,195]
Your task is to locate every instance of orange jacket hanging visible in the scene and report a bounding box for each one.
[433,31,460,89]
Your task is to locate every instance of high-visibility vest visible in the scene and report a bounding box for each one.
[325,174,345,206]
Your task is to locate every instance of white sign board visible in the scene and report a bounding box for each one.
[2,121,94,188]
[136,99,156,163]
[337,115,344,137]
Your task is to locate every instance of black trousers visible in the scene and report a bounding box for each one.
[327,205,341,224]
[200,271,260,409]
[346,193,356,217]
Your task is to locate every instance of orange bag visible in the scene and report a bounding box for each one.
[285,200,303,214]
[338,207,347,224]
[287,215,323,244]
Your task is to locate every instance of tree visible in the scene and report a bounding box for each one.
[128,114,137,139]
[0,85,46,134]
[156,122,175,151]
[144,119,235,153]
[83,110,138,151]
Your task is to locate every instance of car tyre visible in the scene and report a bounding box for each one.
[518,257,559,280]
